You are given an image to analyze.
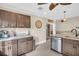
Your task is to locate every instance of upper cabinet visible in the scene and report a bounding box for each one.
[0,10,16,28]
[16,14,26,28]
[16,14,30,28]
[0,9,31,28]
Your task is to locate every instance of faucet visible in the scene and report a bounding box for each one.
[71,29,78,37]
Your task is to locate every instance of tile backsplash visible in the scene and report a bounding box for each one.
[0,28,31,36]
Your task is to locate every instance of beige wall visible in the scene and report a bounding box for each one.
[56,16,79,32]
[31,16,47,45]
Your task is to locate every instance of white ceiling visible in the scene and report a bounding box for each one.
[0,3,79,20]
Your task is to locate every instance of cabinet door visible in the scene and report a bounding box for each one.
[0,10,16,28]
[27,39,33,52]
[6,12,16,28]
[63,39,76,56]
[18,39,27,55]
[0,46,5,56]
[0,10,9,28]
[4,46,10,56]
[16,14,25,28]
[0,10,2,27]
[76,41,79,56]
[24,16,31,28]
[4,40,17,56]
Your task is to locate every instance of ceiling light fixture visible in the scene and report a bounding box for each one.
[61,11,67,22]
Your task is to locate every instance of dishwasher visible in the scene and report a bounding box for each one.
[51,37,62,53]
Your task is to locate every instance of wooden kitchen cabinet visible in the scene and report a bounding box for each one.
[0,9,31,28]
[25,16,31,28]
[0,40,17,56]
[76,41,79,56]
[4,40,17,56]
[16,14,31,28]
[27,37,33,52]
[16,14,25,28]
[62,39,79,56]
[0,37,34,56]
[63,39,76,56]
[18,38,28,55]
[18,37,33,55]
[0,10,16,28]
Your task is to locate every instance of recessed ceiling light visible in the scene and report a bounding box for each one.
[38,7,43,10]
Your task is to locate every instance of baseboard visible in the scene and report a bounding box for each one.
[35,40,46,45]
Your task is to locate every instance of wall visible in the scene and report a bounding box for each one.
[56,16,79,32]
[31,16,47,45]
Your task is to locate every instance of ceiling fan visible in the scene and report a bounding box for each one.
[38,3,72,10]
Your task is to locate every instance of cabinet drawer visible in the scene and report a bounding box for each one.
[18,39,27,43]
[27,37,33,41]
[4,40,17,46]
[63,39,75,44]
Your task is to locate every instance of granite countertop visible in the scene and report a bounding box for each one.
[0,35,33,41]
[53,32,79,41]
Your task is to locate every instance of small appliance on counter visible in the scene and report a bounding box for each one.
[0,30,10,38]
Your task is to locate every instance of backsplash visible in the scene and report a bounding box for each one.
[0,28,31,36]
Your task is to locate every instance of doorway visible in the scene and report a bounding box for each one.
[47,24,53,40]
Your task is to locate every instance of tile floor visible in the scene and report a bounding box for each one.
[23,39,62,56]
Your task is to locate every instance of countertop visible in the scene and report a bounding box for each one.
[0,35,33,41]
[53,32,79,41]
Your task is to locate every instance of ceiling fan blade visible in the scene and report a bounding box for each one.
[38,3,47,5]
[49,3,58,10]
[60,3,72,5]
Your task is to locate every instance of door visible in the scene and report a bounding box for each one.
[63,39,76,56]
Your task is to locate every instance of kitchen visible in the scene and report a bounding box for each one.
[0,3,79,56]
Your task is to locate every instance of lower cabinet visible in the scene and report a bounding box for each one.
[0,37,34,56]
[18,37,33,55]
[0,40,17,56]
[63,38,79,56]
[76,41,79,56]
[27,37,33,52]
[18,38,28,55]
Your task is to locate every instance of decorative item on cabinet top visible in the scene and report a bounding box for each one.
[35,20,42,29]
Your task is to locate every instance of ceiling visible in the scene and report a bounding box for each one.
[0,3,79,20]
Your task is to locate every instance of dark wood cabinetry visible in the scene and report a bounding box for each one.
[16,14,30,28]
[18,38,28,55]
[0,9,31,28]
[0,10,16,28]
[0,40,17,56]
[18,37,33,55]
[63,39,76,56]
[63,39,79,56]
[16,14,26,28]
[0,37,34,56]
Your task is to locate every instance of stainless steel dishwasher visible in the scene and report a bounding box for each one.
[51,36,62,53]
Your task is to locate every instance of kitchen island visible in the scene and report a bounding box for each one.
[0,35,35,56]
